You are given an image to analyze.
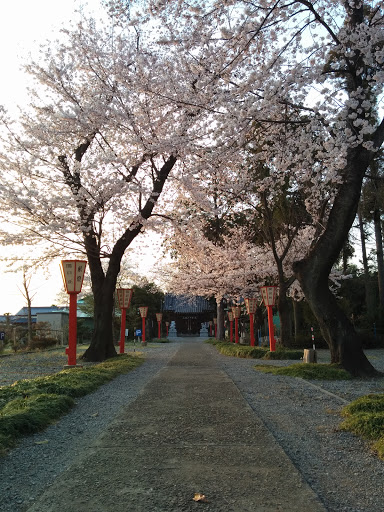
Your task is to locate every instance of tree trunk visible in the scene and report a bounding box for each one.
[216,299,225,340]
[358,207,375,319]
[292,299,301,343]
[27,296,33,346]
[80,155,177,361]
[374,207,384,308]
[296,261,377,375]
[294,148,378,377]
[82,262,120,361]
[22,270,34,345]
[277,281,292,347]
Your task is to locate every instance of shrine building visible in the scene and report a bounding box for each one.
[163,294,215,336]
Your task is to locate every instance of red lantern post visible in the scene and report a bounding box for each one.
[231,306,241,344]
[139,306,149,343]
[60,260,87,366]
[156,313,163,339]
[245,298,258,347]
[116,288,133,354]
[227,311,234,343]
[213,317,217,338]
[165,321,169,337]
[260,286,277,352]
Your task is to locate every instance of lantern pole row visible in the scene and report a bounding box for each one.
[227,286,277,351]
[60,261,169,361]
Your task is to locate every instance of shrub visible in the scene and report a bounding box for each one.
[28,337,58,350]
[264,349,303,360]
[357,330,384,349]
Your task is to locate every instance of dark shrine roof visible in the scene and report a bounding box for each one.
[164,294,214,314]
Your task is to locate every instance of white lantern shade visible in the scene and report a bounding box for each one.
[139,306,149,318]
[116,288,133,309]
[227,311,234,322]
[244,298,257,315]
[156,313,163,322]
[232,306,241,319]
[260,286,277,307]
[60,260,87,294]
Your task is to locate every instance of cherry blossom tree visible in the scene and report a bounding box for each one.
[165,218,261,338]
[136,0,384,375]
[0,17,203,360]
[165,177,319,342]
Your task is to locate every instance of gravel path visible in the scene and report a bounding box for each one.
[0,342,181,512]
[1,342,384,511]
[221,351,384,512]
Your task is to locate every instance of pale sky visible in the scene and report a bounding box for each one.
[0,1,93,314]
[0,0,162,315]
[0,1,85,107]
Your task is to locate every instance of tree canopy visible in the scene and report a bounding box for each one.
[1,0,384,374]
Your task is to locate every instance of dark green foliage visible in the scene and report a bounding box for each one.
[290,332,328,349]
[125,281,165,340]
[263,349,303,360]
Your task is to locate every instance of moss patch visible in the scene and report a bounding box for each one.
[340,393,384,458]
[206,339,302,360]
[254,363,351,380]
[0,354,143,455]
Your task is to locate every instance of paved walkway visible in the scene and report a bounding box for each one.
[27,339,325,511]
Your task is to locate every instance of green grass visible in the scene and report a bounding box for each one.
[254,363,351,380]
[340,394,384,458]
[206,339,303,360]
[0,354,143,455]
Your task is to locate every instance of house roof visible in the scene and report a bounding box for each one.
[15,306,66,316]
[164,294,215,314]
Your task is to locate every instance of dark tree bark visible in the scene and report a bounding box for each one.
[358,207,375,319]
[291,0,384,376]
[77,155,177,362]
[277,280,293,347]
[293,147,380,376]
[373,207,384,308]
[216,299,225,340]
[292,299,301,343]
[20,269,35,346]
